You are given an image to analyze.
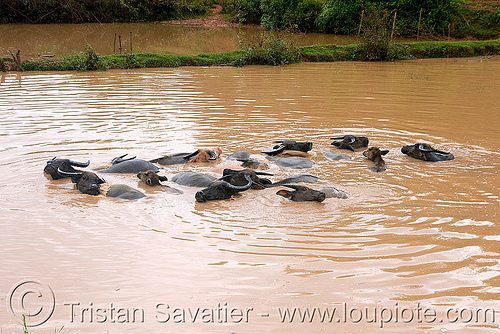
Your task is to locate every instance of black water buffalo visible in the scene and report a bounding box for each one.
[262,140,313,156]
[219,169,273,189]
[99,154,159,173]
[151,148,222,165]
[276,185,326,202]
[137,170,183,195]
[44,157,90,180]
[266,156,314,169]
[331,135,369,151]
[195,175,253,202]
[58,169,145,199]
[363,147,389,172]
[171,172,217,188]
[401,143,455,162]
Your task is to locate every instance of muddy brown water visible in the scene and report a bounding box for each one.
[0,22,359,59]
[1,57,500,333]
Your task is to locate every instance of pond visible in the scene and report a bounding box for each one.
[0,22,359,59]
[1,56,499,333]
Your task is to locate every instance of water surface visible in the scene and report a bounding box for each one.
[0,57,499,333]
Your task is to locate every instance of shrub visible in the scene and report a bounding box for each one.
[358,7,393,60]
[315,0,364,34]
[220,0,262,23]
[234,32,302,66]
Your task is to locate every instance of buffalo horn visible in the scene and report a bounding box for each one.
[224,174,253,191]
[69,159,91,167]
[183,150,200,160]
[208,150,218,160]
[330,136,346,140]
[262,144,285,156]
[255,171,273,176]
[57,168,83,176]
[111,154,135,164]
[418,144,434,152]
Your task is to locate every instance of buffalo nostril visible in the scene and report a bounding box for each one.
[195,191,206,203]
[317,193,326,202]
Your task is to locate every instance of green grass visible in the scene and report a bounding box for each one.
[14,39,500,71]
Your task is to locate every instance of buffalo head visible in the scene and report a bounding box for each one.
[331,135,369,151]
[195,174,253,202]
[188,148,222,163]
[262,140,313,156]
[401,143,455,162]
[363,147,389,173]
[219,168,273,189]
[57,169,105,195]
[137,170,168,186]
[276,185,326,202]
[44,157,90,180]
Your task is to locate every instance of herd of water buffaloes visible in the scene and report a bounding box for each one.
[43,135,455,203]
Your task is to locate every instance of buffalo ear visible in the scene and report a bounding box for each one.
[381,150,389,155]
[276,189,293,199]
[159,176,168,182]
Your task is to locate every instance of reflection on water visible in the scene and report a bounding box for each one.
[0,22,359,59]
[0,57,499,333]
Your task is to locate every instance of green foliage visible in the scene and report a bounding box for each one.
[358,7,393,60]
[372,0,464,37]
[234,33,302,66]
[260,0,321,31]
[315,0,364,34]
[0,0,210,23]
[220,0,262,23]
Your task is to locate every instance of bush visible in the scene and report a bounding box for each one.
[260,0,321,31]
[315,0,364,34]
[220,0,262,23]
[0,0,210,23]
[234,32,302,66]
[358,7,393,60]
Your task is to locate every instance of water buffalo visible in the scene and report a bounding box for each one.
[219,169,273,189]
[220,168,318,188]
[226,151,265,169]
[331,135,369,151]
[150,148,222,165]
[322,151,352,161]
[401,143,455,162]
[363,147,389,172]
[137,170,183,194]
[317,187,349,199]
[262,140,313,156]
[195,174,253,202]
[99,154,160,173]
[171,172,217,188]
[44,157,90,180]
[266,156,314,169]
[276,185,326,202]
[57,169,145,199]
